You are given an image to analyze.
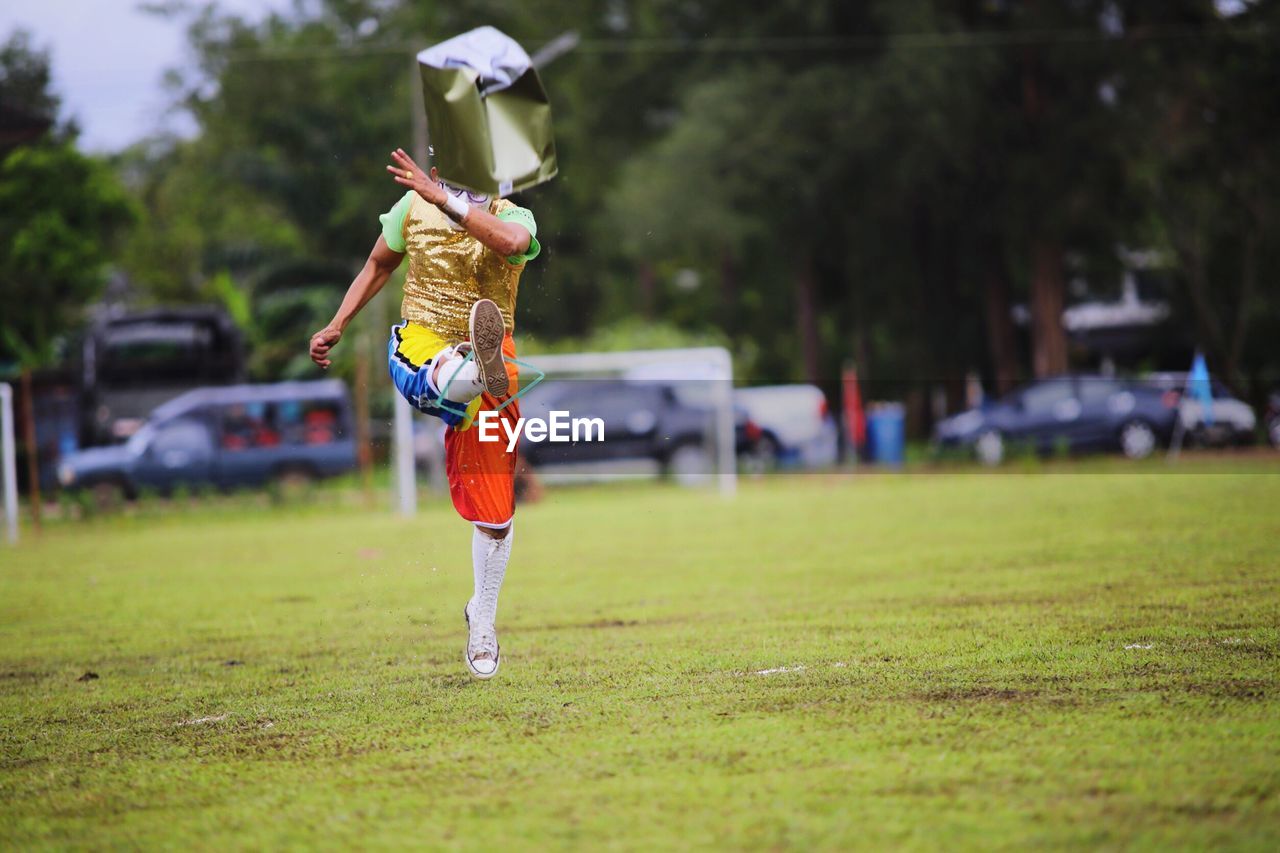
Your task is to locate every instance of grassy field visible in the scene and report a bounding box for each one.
[2,462,1279,849]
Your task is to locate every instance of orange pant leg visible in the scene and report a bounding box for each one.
[444,335,520,527]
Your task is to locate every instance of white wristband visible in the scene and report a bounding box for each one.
[440,194,470,223]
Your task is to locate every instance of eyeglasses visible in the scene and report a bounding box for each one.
[438,180,489,204]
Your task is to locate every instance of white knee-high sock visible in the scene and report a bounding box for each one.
[471,525,513,626]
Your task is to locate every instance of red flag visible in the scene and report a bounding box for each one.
[842,363,866,450]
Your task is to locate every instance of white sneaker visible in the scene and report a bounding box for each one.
[464,600,500,679]
[468,298,509,398]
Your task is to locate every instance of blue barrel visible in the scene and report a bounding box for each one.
[867,403,905,466]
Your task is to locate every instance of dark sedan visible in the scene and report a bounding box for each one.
[934,375,1179,466]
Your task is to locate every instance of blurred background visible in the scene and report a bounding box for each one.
[3,0,1280,525]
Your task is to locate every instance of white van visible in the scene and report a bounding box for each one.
[735,385,839,469]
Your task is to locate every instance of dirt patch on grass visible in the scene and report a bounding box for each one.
[520,617,682,633]
[1168,800,1241,819]
[1174,679,1272,700]
[918,686,1045,703]
[1214,642,1277,661]
[0,755,51,770]
[161,714,311,759]
[0,669,50,690]
[931,593,1071,609]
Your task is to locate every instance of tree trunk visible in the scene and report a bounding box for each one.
[982,237,1019,395]
[637,262,656,319]
[1029,239,1068,377]
[934,219,965,416]
[1226,222,1260,393]
[353,332,374,507]
[795,250,821,383]
[19,368,41,533]
[1174,227,1232,377]
[719,249,737,331]
[1020,40,1067,380]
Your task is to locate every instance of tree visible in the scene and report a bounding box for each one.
[0,30,134,526]
[0,29,64,152]
[0,45,135,369]
[1120,0,1280,397]
[0,142,135,528]
[120,0,1280,420]
[113,137,306,305]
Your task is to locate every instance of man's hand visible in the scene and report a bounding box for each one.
[384,148,530,257]
[387,148,447,206]
[310,326,342,369]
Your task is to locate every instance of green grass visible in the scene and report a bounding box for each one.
[2,463,1279,849]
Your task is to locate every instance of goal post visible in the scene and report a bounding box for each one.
[1,383,18,544]
[389,345,737,511]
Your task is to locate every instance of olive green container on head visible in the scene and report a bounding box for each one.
[417,27,558,197]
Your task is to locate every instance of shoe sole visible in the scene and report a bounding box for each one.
[463,603,500,680]
[468,299,509,398]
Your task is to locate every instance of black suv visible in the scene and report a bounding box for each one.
[519,380,757,482]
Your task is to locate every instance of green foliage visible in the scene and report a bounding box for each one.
[107,0,1280,405]
[208,270,250,329]
[1117,0,1280,392]
[113,137,307,304]
[0,143,135,368]
[251,282,351,380]
[608,0,1139,391]
[519,316,729,356]
[0,30,132,370]
[0,29,62,146]
[113,3,420,380]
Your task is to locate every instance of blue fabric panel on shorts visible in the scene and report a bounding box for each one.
[386,325,465,428]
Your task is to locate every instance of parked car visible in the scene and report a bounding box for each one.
[81,307,245,446]
[518,379,759,484]
[1146,372,1256,447]
[57,380,356,504]
[934,375,1179,466]
[1267,391,1280,449]
[735,384,839,470]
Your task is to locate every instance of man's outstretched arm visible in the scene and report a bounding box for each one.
[309,235,404,369]
[387,148,532,258]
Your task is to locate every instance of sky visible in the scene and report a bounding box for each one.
[0,0,284,152]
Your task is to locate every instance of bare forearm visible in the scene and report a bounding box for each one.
[327,236,404,331]
[311,237,400,369]
[330,261,393,331]
[459,208,531,258]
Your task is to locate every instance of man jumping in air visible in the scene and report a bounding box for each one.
[309,147,540,679]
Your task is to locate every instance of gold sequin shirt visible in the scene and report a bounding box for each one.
[380,191,540,344]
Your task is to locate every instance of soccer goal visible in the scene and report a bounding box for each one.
[389,346,737,514]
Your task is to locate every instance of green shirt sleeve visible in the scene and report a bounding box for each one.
[378,191,415,253]
[496,206,541,265]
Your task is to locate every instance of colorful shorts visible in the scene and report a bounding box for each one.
[387,321,521,528]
